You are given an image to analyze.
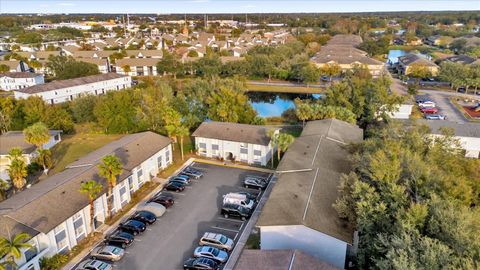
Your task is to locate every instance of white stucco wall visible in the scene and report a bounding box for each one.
[390,104,413,119]
[259,225,348,269]
[194,137,273,166]
[0,75,44,91]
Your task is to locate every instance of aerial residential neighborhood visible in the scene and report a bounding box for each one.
[0,1,479,270]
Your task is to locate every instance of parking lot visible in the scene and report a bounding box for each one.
[81,162,271,270]
[417,92,467,123]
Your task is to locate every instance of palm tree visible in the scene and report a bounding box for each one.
[176,125,190,161]
[267,129,279,168]
[7,158,27,192]
[36,149,53,175]
[79,180,103,232]
[7,147,23,161]
[122,65,131,74]
[0,179,11,201]
[98,155,123,218]
[277,133,295,161]
[0,232,32,268]
[23,122,50,150]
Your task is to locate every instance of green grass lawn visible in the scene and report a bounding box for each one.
[50,131,124,174]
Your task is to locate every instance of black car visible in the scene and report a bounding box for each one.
[118,220,146,235]
[183,257,218,270]
[104,231,134,248]
[221,204,252,221]
[164,181,185,192]
[148,195,174,208]
[129,210,157,225]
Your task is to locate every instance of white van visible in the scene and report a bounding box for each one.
[223,193,255,209]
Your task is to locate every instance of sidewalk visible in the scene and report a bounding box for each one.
[63,159,195,270]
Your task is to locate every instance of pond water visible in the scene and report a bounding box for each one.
[247,92,322,117]
[387,49,408,65]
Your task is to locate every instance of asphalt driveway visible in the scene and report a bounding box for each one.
[108,163,270,270]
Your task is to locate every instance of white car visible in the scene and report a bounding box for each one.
[76,259,112,270]
[418,101,436,108]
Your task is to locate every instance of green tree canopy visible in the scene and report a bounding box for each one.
[46,55,99,80]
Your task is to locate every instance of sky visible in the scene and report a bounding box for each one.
[0,0,479,14]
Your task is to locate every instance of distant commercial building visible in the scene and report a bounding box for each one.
[0,132,172,270]
[257,119,363,269]
[0,72,44,91]
[13,73,131,104]
[192,121,278,166]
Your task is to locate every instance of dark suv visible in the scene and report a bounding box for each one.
[104,231,134,248]
[221,204,251,221]
[118,220,146,235]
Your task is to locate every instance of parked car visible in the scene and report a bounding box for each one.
[90,245,125,262]
[164,181,186,192]
[170,176,190,184]
[243,177,267,190]
[183,257,219,270]
[148,195,174,208]
[118,220,146,235]
[199,232,234,251]
[176,174,191,180]
[193,246,228,263]
[221,204,251,221]
[182,169,203,179]
[420,107,439,114]
[138,202,167,217]
[237,191,258,203]
[169,179,190,187]
[418,101,436,108]
[129,210,157,225]
[424,114,447,120]
[76,259,112,270]
[223,193,255,209]
[104,231,134,248]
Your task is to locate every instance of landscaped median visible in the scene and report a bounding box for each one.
[449,97,480,123]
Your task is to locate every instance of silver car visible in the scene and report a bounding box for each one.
[90,245,125,262]
[193,246,229,263]
[76,259,112,270]
[199,232,234,251]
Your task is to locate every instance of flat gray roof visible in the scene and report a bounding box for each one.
[0,131,171,235]
[257,119,363,244]
[419,120,480,138]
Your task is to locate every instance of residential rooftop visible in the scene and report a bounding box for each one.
[257,119,363,244]
[0,72,44,78]
[0,130,62,155]
[15,73,128,94]
[0,131,171,238]
[192,121,277,146]
[398,54,438,67]
[420,120,480,138]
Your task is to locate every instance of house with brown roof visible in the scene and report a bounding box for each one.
[0,132,172,270]
[0,60,30,72]
[310,35,385,77]
[115,58,160,76]
[192,121,279,166]
[397,54,439,76]
[14,73,131,104]
[257,119,363,269]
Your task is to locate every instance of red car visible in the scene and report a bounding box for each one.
[148,195,174,208]
[420,107,438,114]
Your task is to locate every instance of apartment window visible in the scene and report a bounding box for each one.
[119,183,128,207]
[127,176,134,194]
[54,226,69,253]
[73,213,85,242]
[198,143,207,156]
[27,265,35,270]
[165,150,170,163]
[137,169,144,185]
[240,153,248,163]
[24,242,38,262]
[211,144,219,157]
[253,150,262,156]
[157,156,163,169]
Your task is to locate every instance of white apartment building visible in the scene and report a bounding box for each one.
[0,72,45,91]
[192,121,278,166]
[0,132,172,270]
[13,73,132,104]
[0,130,62,180]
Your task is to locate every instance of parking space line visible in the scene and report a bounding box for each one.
[233,233,239,241]
[211,226,240,233]
[239,223,244,231]
[216,217,244,223]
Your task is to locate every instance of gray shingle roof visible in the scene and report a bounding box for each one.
[420,120,480,138]
[1,72,43,79]
[15,73,128,94]
[0,131,171,234]
[192,121,275,146]
[398,54,438,67]
[257,119,363,244]
[0,130,62,155]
